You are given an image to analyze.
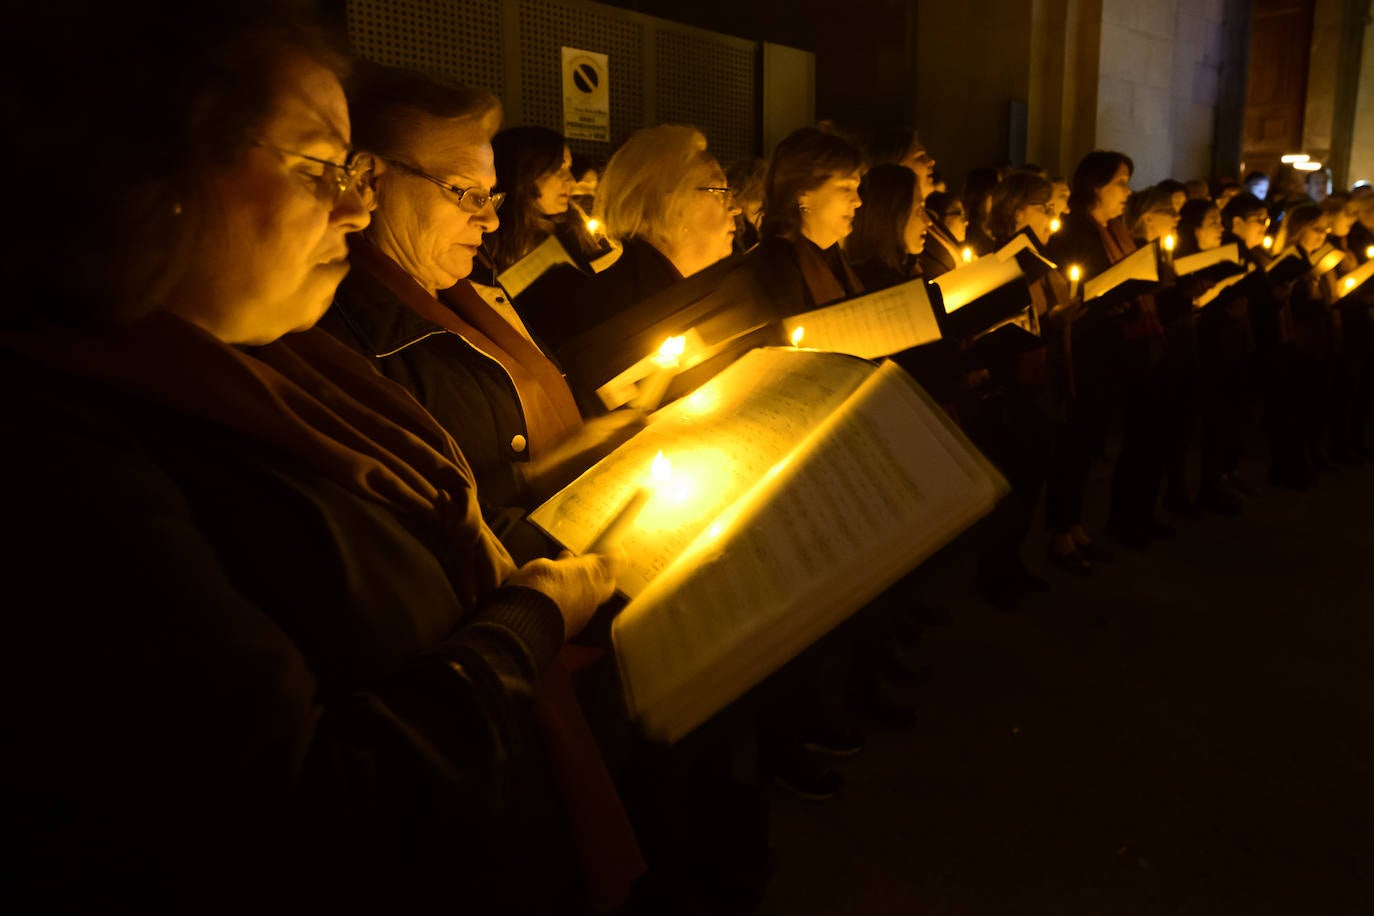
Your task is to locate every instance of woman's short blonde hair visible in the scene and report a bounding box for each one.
[593,125,714,247]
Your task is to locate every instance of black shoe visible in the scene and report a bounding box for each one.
[1197,482,1243,516]
[1161,493,1202,520]
[1075,539,1114,563]
[772,750,843,802]
[1048,546,1093,575]
[800,721,865,758]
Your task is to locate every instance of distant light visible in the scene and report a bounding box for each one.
[1294,161,1322,172]
[1280,153,1310,164]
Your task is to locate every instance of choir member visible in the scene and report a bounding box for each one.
[918,190,970,279]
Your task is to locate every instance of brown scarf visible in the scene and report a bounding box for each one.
[350,237,584,462]
[4,313,510,603]
[4,311,644,910]
[1097,217,1163,339]
[786,231,864,306]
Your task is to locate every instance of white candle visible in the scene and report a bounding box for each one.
[1067,264,1081,301]
[586,487,649,554]
[629,335,686,411]
[1162,233,1175,266]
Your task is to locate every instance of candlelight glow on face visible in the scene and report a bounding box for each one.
[790,326,805,347]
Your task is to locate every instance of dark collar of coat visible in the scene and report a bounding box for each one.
[331,248,451,359]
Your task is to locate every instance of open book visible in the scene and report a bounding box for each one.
[497,235,577,298]
[779,277,942,358]
[1174,243,1245,280]
[1083,242,1159,303]
[1334,256,1374,300]
[931,254,1033,338]
[529,347,1008,741]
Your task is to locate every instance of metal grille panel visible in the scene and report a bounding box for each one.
[347,0,504,97]
[655,27,756,167]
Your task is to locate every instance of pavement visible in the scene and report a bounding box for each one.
[754,440,1374,916]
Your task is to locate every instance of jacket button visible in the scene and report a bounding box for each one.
[510,434,527,453]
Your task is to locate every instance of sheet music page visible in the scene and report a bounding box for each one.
[1334,257,1374,300]
[779,279,942,359]
[612,360,1008,741]
[1195,267,1253,307]
[1264,246,1306,273]
[529,348,876,596]
[932,254,1024,312]
[497,234,575,297]
[1083,242,1159,301]
[1310,244,1345,278]
[1174,243,1242,277]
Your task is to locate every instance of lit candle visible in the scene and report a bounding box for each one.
[961,247,973,264]
[1262,235,1273,250]
[1050,217,1061,233]
[1366,246,1374,260]
[629,335,686,411]
[1346,277,1358,293]
[585,217,602,236]
[1067,264,1081,301]
[790,326,805,347]
[1162,233,1175,267]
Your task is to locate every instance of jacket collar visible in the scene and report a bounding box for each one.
[333,238,452,358]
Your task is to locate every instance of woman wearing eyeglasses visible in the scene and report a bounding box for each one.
[322,63,644,559]
[484,125,605,277]
[916,190,970,280]
[3,3,625,910]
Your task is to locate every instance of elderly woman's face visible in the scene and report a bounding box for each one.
[661,158,740,277]
[800,169,863,249]
[183,52,370,345]
[371,116,499,293]
[534,146,575,216]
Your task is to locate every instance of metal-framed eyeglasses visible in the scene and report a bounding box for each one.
[696,186,737,204]
[382,157,506,213]
[254,140,374,204]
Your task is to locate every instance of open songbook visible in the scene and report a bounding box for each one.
[528,347,1008,742]
[497,235,577,298]
[1174,243,1246,281]
[1334,256,1374,300]
[779,277,942,358]
[1083,242,1159,304]
[1263,246,1312,284]
[930,253,1033,338]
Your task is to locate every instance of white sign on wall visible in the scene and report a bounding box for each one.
[561,47,610,142]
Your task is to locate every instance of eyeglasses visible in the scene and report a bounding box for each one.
[697,186,736,203]
[1246,214,1272,225]
[254,140,374,204]
[382,157,506,213]
[1034,202,1056,216]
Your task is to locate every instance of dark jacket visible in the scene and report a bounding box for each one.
[918,225,962,279]
[2,348,574,914]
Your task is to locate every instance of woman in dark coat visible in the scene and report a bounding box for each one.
[2,4,623,911]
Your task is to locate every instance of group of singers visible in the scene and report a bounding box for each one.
[6,2,1373,914]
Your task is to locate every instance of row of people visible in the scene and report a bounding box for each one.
[9,2,1374,913]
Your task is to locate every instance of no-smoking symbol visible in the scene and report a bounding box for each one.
[571,58,600,94]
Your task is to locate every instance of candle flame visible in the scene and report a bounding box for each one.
[1262,236,1273,249]
[1347,277,1358,292]
[585,217,602,234]
[790,326,805,346]
[1163,234,1175,252]
[1366,246,1373,259]
[961,247,973,263]
[654,335,686,366]
[651,451,671,482]
[1050,218,1061,233]
[1068,264,1081,282]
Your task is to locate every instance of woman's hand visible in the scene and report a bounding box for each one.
[503,549,623,638]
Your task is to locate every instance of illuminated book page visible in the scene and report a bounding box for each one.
[1083,242,1159,302]
[497,234,575,297]
[1335,257,1374,300]
[612,360,1008,742]
[1173,243,1242,277]
[931,254,1024,312]
[1195,267,1253,307]
[779,279,942,359]
[529,348,877,596]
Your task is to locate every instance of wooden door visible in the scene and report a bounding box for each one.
[1241,0,1314,178]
